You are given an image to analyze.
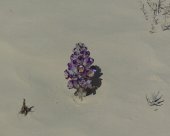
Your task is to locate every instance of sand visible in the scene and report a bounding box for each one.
[0,0,170,136]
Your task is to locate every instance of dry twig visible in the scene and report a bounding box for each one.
[146,91,164,106]
[19,99,34,116]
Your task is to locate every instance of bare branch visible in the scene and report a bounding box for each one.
[146,91,164,107]
[19,99,34,116]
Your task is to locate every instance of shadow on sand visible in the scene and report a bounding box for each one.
[86,65,103,96]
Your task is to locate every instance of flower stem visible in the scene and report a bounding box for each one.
[74,87,86,101]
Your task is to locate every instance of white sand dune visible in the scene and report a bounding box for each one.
[0,0,170,136]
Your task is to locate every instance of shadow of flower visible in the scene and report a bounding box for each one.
[86,65,103,96]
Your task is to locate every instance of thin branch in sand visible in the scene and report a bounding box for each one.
[19,98,34,116]
[146,91,164,107]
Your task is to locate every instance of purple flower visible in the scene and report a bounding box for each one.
[65,43,96,91]
[64,70,69,79]
[83,57,94,67]
[67,80,74,89]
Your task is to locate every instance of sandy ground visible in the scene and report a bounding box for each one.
[0,0,170,136]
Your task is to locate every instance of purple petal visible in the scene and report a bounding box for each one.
[78,78,92,89]
[80,50,85,54]
[67,63,72,70]
[70,54,77,60]
[83,57,94,66]
[67,62,77,71]
[85,51,90,56]
[72,80,79,89]
[77,55,84,64]
[86,80,92,88]
[64,70,69,79]
[67,80,74,89]
[78,78,86,86]
[72,60,77,65]
[74,51,79,56]
[87,58,94,65]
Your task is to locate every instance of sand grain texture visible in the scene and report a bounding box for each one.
[0,0,170,136]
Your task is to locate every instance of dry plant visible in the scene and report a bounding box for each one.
[140,0,170,32]
[146,91,164,106]
[19,98,34,116]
